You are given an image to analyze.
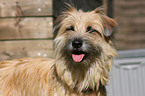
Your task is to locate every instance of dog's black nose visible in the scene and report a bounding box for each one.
[72,39,83,48]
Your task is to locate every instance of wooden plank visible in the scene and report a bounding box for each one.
[115,33,145,41]
[0,40,53,60]
[119,1,145,9]
[0,17,53,40]
[0,0,52,17]
[115,9,145,18]
[114,41,145,50]
[103,0,108,14]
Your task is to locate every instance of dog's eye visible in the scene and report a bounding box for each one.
[86,26,96,33]
[87,26,96,33]
[66,26,74,31]
[86,26,102,37]
[86,26,92,32]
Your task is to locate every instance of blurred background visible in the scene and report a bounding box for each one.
[0,0,145,96]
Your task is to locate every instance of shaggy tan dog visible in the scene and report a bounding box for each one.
[0,6,117,96]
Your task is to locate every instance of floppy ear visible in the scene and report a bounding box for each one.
[94,8,118,41]
[102,15,118,38]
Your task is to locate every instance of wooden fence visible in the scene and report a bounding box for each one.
[0,0,53,60]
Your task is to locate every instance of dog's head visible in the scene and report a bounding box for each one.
[53,6,118,92]
[53,6,117,65]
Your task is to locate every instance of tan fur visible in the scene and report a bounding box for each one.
[0,6,117,96]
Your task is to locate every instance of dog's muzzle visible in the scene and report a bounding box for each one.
[71,39,86,62]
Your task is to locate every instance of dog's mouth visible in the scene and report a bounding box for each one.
[72,50,86,62]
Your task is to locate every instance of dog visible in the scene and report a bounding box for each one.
[0,6,117,96]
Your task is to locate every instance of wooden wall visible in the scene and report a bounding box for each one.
[0,0,53,60]
[114,0,145,50]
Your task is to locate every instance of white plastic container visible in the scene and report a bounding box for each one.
[107,49,145,96]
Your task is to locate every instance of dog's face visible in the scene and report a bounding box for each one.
[54,7,117,66]
[53,7,118,92]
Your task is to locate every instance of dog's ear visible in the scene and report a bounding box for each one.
[102,16,118,43]
[53,4,77,38]
[101,15,118,38]
[94,8,118,42]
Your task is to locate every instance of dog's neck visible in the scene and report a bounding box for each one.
[54,64,106,96]
[54,59,108,94]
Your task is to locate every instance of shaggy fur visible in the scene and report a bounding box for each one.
[0,6,117,96]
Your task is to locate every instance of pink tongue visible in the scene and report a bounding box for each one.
[72,54,85,62]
